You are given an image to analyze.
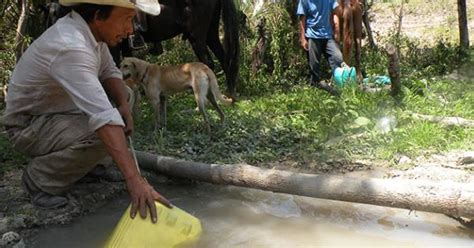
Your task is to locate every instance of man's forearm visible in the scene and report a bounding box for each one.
[298,17,306,42]
[96,124,140,181]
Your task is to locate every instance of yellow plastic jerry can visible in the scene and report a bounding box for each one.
[104,202,202,248]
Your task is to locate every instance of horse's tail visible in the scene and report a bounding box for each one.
[221,0,240,99]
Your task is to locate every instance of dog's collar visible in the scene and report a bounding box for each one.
[139,66,149,84]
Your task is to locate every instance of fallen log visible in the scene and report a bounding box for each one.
[136,151,474,219]
[410,112,474,128]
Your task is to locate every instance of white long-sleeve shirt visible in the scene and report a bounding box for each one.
[1,11,124,131]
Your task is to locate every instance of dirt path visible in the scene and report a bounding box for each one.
[369,0,474,44]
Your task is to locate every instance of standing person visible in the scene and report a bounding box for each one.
[297,0,343,96]
[1,0,169,223]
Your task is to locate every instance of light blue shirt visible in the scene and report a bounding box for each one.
[297,0,339,39]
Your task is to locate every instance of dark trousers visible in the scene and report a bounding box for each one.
[307,38,343,84]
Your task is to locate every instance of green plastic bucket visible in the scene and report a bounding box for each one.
[333,65,357,87]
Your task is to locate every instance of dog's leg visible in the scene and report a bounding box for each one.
[149,93,163,131]
[133,88,142,118]
[207,93,225,123]
[160,94,167,130]
[192,78,211,133]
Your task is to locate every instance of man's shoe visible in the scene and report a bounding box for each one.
[22,172,68,209]
[316,81,340,97]
[31,192,68,210]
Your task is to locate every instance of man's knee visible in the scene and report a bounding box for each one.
[26,138,107,195]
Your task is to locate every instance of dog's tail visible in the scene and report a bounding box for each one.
[206,67,234,105]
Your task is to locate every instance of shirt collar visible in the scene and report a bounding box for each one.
[69,10,99,49]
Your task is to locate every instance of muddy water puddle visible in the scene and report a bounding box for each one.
[29,183,473,247]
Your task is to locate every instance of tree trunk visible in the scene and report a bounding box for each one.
[15,0,29,61]
[362,0,377,49]
[286,0,299,25]
[394,1,404,56]
[457,0,469,50]
[136,151,474,220]
[251,18,268,74]
[386,44,401,98]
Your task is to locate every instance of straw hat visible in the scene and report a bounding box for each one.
[59,0,161,16]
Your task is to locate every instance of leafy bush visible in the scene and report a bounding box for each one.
[0,134,28,176]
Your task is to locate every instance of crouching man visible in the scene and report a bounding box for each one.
[0,0,169,223]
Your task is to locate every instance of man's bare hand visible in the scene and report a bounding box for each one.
[118,104,133,136]
[127,177,172,223]
[300,38,309,51]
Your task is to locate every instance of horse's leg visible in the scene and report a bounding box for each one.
[186,22,214,71]
[207,1,225,71]
[219,0,239,99]
[207,39,224,74]
[182,0,214,69]
[342,5,353,66]
[352,1,364,80]
[189,38,213,68]
[204,47,215,70]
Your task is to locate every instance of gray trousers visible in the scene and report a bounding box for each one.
[7,86,136,196]
[307,38,343,84]
[8,113,107,195]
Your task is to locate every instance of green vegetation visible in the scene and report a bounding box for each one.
[129,1,473,169]
[1,1,473,176]
[0,134,28,174]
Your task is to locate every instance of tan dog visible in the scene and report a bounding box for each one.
[120,57,233,131]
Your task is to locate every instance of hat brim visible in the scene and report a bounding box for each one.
[59,0,161,16]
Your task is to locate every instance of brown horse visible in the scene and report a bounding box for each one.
[43,0,240,99]
[333,0,363,80]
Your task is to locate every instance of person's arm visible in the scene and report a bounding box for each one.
[98,44,134,136]
[102,77,133,136]
[296,0,308,51]
[50,48,171,223]
[96,124,172,223]
[299,16,308,51]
